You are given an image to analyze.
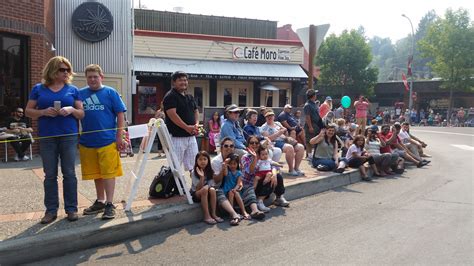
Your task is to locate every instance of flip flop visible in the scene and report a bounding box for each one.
[204,218,217,225]
[213,217,224,223]
[229,217,240,226]
[242,214,252,220]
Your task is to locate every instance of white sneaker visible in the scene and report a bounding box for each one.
[14,155,20,161]
[22,155,30,161]
[257,200,270,213]
[274,196,290,207]
[288,170,300,176]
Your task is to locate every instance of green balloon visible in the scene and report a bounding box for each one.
[341,96,351,108]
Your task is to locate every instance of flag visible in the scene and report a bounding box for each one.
[402,72,409,91]
[407,55,413,76]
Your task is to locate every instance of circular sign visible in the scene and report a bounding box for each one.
[71,2,113,43]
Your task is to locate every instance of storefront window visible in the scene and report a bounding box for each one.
[266,91,273,107]
[193,86,203,113]
[137,86,157,114]
[238,88,247,107]
[279,89,288,107]
[0,33,27,125]
[224,88,232,106]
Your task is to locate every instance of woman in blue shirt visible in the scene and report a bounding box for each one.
[25,56,84,224]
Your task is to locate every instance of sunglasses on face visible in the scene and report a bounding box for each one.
[249,141,259,145]
[223,144,234,148]
[58,68,70,73]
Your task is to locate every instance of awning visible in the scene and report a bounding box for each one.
[134,57,308,80]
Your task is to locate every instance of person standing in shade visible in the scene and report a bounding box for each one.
[303,89,324,158]
[25,56,84,224]
[4,107,33,161]
[79,64,127,220]
[354,95,370,134]
[163,71,199,173]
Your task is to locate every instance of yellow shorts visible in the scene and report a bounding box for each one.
[79,143,123,180]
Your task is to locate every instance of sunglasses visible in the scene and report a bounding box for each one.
[16,111,24,113]
[58,68,70,73]
[222,144,235,148]
[249,141,259,145]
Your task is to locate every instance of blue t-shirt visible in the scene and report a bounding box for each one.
[79,86,127,147]
[29,83,80,137]
[222,169,242,194]
[277,111,298,127]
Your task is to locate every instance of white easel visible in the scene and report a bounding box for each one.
[124,118,193,211]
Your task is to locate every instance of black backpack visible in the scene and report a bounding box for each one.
[149,166,180,199]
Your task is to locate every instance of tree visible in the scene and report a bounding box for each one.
[419,8,474,119]
[316,29,378,98]
[413,10,438,79]
[369,36,395,81]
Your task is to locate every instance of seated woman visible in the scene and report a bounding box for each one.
[309,124,346,173]
[260,109,305,176]
[243,108,282,162]
[364,128,392,175]
[345,135,382,181]
[208,111,221,153]
[242,135,290,213]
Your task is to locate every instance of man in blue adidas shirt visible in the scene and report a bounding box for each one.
[79,64,127,220]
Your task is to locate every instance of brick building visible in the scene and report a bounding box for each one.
[0,0,56,158]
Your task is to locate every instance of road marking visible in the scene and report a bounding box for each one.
[412,129,474,137]
[450,144,474,151]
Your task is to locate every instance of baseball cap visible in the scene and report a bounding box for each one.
[325,96,332,101]
[370,125,379,132]
[284,104,292,109]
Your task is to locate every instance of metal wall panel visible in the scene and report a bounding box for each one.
[135,9,277,39]
[55,0,133,108]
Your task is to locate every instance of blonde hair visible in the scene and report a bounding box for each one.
[336,118,345,127]
[41,56,75,86]
[84,64,104,76]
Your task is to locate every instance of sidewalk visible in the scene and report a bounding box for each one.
[0,152,367,264]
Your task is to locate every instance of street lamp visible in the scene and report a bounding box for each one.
[402,14,415,123]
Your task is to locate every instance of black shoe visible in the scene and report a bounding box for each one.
[422,160,431,165]
[417,162,424,168]
[83,200,106,215]
[102,202,116,220]
[361,176,372,181]
[334,167,345,173]
[67,212,78,222]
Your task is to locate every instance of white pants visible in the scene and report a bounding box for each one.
[170,136,198,171]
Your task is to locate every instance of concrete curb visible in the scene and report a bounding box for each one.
[0,169,361,264]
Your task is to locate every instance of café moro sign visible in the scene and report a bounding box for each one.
[233,45,290,62]
[72,2,113,43]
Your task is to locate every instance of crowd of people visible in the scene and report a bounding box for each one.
[3,64,438,227]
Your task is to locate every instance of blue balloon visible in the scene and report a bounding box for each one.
[341,96,351,108]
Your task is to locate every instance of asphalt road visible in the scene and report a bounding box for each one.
[35,127,474,265]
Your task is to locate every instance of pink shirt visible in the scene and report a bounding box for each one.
[354,101,369,118]
[319,103,330,118]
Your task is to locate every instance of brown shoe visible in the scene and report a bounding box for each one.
[67,212,78,222]
[40,213,57,224]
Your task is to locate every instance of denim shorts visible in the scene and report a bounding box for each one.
[274,140,285,149]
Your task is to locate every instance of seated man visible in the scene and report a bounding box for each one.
[398,122,428,162]
[4,108,33,161]
[401,122,431,157]
[277,104,305,145]
[381,123,427,168]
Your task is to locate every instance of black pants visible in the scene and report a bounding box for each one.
[8,136,31,157]
[255,173,285,198]
[348,156,375,168]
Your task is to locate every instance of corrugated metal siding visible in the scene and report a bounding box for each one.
[55,0,132,75]
[135,9,277,39]
[134,36,304,64]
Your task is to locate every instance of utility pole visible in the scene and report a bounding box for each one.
[402,14,415,123]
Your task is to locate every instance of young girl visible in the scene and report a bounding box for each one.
[190,151,224,225]
[208,111,221,153]
[222,153,250,220]
[254,146,282,190]
[345,135,381,181]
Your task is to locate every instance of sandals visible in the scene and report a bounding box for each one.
[242,213,252,220]
[250,211,265,220]
[204,218,217,225]
[229,217,240,226]
[213,216,224,223]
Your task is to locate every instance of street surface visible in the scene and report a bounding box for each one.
[35,127,473,265]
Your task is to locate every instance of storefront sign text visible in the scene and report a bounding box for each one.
[233,45,290,62]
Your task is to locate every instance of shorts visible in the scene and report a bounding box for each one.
[256,170,272,179]
[274,140,285,149]
[216,189,228,204]
[170,136,198,171]
[79,142,123,180]
[393,149,406,157]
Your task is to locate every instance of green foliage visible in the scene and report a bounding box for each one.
[419,8,474,92]
[316,29,378,97]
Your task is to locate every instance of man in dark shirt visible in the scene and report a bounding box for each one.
[163,71,199,172]
[303,89,324,158]
[256,106,267,127]
[277,104,305,145]
[4,107,33,161]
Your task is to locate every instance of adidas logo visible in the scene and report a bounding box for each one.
[84,94,105,111]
